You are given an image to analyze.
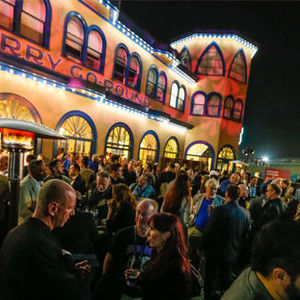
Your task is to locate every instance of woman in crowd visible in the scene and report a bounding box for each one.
[106,183,136,235]
[161,173,191,232]
[125,213,192,300]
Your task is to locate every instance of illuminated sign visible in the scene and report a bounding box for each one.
[0,30,150,107]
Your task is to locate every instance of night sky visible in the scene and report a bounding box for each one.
[120,1,300,159]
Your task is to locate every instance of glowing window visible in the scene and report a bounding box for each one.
[181,47,191,71]
[186,142,213,170]
[20,0,46,45]
[113,47,128,84]
[192,92,206,116]
[164,138,179,159]
[0,0,16,30]
[85,30,103,71]
[105,125,132,159]
[170,82,185,111]
[229,50,247,83]
[156,73,166,102]
[218,146,235,160]
[207,94,221,116]
[65,17,84,61]
[170,82,178,108]
[127,56,140,88]
[178,87,185,111]
[146,68,157,97]
[197,44,224,75]
[233,100,243,121]
[223,96,234,119]
[57,116,93,156]
[139,133,158,164]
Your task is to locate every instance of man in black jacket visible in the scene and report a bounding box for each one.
[201,184,250,300]
[0,179,88,300]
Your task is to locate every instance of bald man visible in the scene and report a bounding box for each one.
[0,179,80,300]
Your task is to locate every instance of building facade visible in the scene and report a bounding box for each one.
[0,0,258,171]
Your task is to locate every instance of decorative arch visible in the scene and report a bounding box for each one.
[180,46,192,71]
[62,11,88,61]
[104,122,134,159]
[112,43,130,84]
[164,137,180,159]
[184,140,215,170]
[84,25,107,74]
[138,130,160,164]
[126,52,143,91]
[146,65,159,98]
[196,42,226,76]
[54,110,97,157]
[228,49,247,84]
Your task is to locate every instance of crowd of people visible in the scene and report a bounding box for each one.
[0,149,300,300]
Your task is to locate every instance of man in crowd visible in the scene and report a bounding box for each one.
[130,173,156,200]
[79,156,95,190]
[68,162,86,197]
[218,172,241,197]
[0,179,86,300]
[45,159,71,184]
[123,159,137,187]
[95,198,158,299]
[238,184,250,209]
[248,176,258,198]
[0,155,8,176]
[63,152,77,172]
[201,184,250,300]
[143,162,155,187]
[110,163,124,185]
[222,220,300,299]
[19,159,47,225]
[22,154,37,178]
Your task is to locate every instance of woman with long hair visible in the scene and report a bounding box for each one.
[161,173,191,231]
[106,183,136,235]
[125,213,192,299]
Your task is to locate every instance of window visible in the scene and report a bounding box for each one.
[170,82,185,111]
[233,99,243,121]
[207,93,221,117]
[197,43,225,76]
[65,17,84,61]
[105,124,133,159]
[217,145,235,172]
[180,47,191,71]
[146,67,158,97]
[191,92,206,115]
[164,137,179,159]
[223,96,234,119]
[113,46,128,84]
[20,0,46,45]
[228,49,247,83]
[139,132,159,164]
[0,0,16,30]
[85,30,102,70]
[57,114,95,157]
[185,141,214,171]
[126,55,140,88]
[156,73,167,103]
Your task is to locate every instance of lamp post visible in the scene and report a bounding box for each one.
[0,118,67,232]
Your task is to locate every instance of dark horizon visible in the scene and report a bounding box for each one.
[120,1,300,159]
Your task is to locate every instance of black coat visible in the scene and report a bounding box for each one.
[0,218,80,300]
[71,174,86,195]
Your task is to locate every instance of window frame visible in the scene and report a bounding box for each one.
[228,49,248,84]
[223,95,234,119]
[125,52,142,91]
[156,71,167,104]
[206,92,222,117]
[169,81,186,113]
[190,91,207,116]
[112,43,130,85]
[145,65,159,99]
[180,46,192,71]
[196,41,226,76]
[163,136,180,159]
[138,130,160,163]
[232,98,244,122]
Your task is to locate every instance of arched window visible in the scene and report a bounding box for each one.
[233,99,243,121]
[20,0,46,45]
[185,141,214,171]
[146,67,158,98]
[85,30,102,71]
[170,82,185,112]
[191,92,206,116]
[105,123,133,159]
[156,72,167,103]
[0,0,16,30]
[217,145,236,172]
[223,96,234,119]
[56,112,97,157]
[207,93,221,117]
[180,47,191,71]
[113,46,128,84]
[65,16,85,61]
[197,43,225,76]
[228,49,247,83]
[139,131,159,164]
[164,137,179,159]
[126,55,140,88]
